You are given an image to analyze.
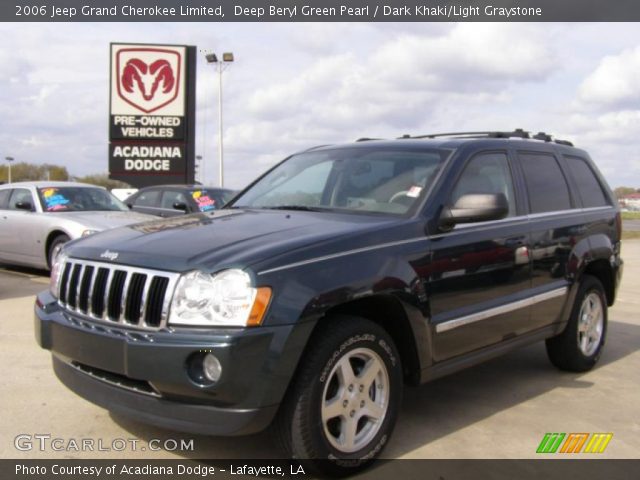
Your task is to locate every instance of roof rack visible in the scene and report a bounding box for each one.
[396,128,574,146]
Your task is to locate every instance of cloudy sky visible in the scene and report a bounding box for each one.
[0,22,639,189]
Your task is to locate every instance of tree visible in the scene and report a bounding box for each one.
[74,173,131,190]
[613,186,637,199]
[0,162,69,182]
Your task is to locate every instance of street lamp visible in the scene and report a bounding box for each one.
[5,156,14,183]
[205,51,234,188]
[195,155,203,184]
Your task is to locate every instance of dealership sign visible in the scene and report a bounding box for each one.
[109,43,196,187]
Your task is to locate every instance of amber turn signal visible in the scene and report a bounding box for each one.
[247,287,272,326]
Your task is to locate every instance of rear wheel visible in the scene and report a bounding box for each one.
[275,316,402,476]
[47,234,69,270]
[546,275,607,372]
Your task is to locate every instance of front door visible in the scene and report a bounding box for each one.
[427,151,532,361]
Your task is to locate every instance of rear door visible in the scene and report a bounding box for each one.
[429,150,532,361]
[517,149,583,328]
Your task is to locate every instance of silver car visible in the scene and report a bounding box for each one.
[0,181,153,270]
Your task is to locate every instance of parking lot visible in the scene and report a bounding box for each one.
[1,242,639,461]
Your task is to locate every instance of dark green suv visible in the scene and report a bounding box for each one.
[36,130,622,474]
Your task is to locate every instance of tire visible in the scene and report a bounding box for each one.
[47,234,69,270]
[546,275,607,372]
[274,316,402,476]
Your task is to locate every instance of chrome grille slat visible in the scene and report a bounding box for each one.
[101,269,114,320]
[85,266,97,315]
[118,271,132,324]
[56,258,179,331]
[138,275,152,327]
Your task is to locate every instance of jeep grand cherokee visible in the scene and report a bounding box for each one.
[35,129,623,474]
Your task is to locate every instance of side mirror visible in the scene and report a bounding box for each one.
[126,203,133,209]
[15,201,34,212]
[173,202,188,211]
[439,193,508,230]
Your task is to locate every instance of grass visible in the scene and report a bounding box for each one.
[622,230,640,240]
[621,211,640,220]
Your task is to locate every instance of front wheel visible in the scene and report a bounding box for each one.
[546,275,607,372]
[47,234,69,270]
[275,316,402,476]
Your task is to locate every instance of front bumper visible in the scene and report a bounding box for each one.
[35,291,311,436]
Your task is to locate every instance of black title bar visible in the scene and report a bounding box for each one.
[4,0,640,22]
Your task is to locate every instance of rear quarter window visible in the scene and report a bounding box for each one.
[564,156,611,208]
[519,152,572,214]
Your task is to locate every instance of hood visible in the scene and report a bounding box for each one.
[66,208,400,272]
[56,211,155,230]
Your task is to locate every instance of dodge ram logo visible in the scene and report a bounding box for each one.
[115,48,181,114]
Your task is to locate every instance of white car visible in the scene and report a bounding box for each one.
[0,181,153,269]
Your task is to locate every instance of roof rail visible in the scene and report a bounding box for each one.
[397,128,574,146]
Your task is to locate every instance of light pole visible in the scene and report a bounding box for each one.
[195,155,203,184]
[5,156,14,183]
[205,52,234,188]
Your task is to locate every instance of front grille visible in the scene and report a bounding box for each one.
[57,258,180,330]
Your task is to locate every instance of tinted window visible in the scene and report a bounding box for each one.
[519,153,572,214]
[451,152,516,217]
[0,189,10,209]
[565,156,610,208]
[189,189,224,212]
[161,191,188,209]
[133,190,161,207]
[8,188,34,210]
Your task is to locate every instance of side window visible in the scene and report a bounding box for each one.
[519,153,572,214]
[133,190,161,207]
[0,189,11,209]
[8,188,35,210]
[565,156,610,208]
[450,152,516,217]
[161,191,187,209]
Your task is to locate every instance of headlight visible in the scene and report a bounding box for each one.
[81,229,98,237]
[169,269,271,327]
[49,251,68,298]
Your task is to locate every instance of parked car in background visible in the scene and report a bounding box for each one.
[0,181,153,269]
[125,185,235,217]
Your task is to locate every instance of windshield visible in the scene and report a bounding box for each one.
[37,187,129,212]
[232,146,451,215]
[189,189,235,212]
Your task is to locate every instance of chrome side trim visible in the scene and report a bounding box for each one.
[258,236,429,275]
[435,287,568,333]
[257,206,614,275]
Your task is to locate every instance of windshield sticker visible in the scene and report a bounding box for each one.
[407,186,423,198]
[41,188,70,211]
[192,190,216,212]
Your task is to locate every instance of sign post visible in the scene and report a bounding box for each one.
[109,43,196,187]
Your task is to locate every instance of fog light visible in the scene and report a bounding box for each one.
[202,353,222,383]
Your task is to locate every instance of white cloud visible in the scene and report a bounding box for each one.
[1,22,640,190]
[578,46,640,111]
